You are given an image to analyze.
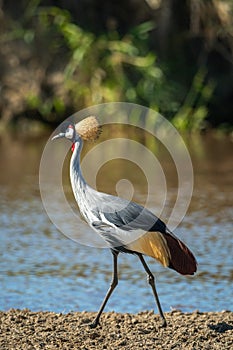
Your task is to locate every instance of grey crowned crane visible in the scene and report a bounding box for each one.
[52,116,197,328]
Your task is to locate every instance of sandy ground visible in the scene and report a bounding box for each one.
[0,309,232,349]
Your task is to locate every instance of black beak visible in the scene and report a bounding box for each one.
[51,132,65,141]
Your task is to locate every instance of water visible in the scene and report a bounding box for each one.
[0,130,232,313]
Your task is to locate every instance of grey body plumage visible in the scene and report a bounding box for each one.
[70,136,167,250]
[52,119,197,328]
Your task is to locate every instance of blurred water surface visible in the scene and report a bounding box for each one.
[0,129,232,313]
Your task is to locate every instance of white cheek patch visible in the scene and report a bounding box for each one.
[66,127,74,139]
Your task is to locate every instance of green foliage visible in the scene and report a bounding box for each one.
[38,7,163,109]
[36,6,186,118]
[3,2,215,131]
[26,94,65,120]
[173,69,215,131]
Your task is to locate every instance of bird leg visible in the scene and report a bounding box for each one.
[90,251,119,328]
[138,254,167,327]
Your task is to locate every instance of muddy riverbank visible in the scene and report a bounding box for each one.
[0,309,232,349]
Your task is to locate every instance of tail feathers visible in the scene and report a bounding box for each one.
[127,230,197,275]
[164,231,197,275]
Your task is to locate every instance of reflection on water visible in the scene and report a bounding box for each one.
[0,129,232,313]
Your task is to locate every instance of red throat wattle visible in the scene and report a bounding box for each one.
[71,143,75,152]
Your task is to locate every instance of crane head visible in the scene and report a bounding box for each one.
[52,122,76,142]
[52,116,101,143]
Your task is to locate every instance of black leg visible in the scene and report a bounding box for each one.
[90,250,119,328]
[138,254,167,327]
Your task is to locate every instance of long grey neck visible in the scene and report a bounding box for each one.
[70,138,98,221]
[70,138,86,194]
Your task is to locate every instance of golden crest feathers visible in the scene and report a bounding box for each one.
[75,116,101,141]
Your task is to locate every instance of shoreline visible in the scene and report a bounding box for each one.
[0,309,232,349]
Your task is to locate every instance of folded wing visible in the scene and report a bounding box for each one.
[91,193,197,275]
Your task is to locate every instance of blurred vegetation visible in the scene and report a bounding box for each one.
[0,0,232,132]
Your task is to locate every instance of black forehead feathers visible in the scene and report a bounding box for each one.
[60,120,75,133]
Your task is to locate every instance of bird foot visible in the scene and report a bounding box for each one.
[89,319,100,329]
[160,319,167,328]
